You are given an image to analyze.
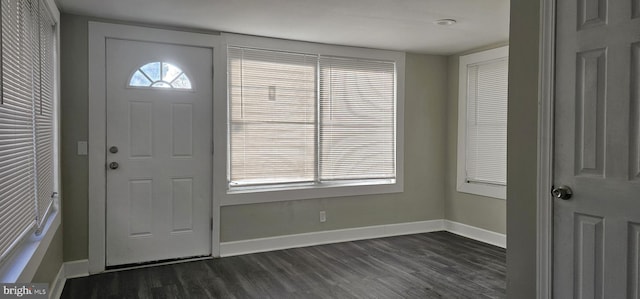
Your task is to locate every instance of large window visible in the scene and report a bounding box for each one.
[0,0,57,263]
[228,46,396,192]
[456,46,508,199]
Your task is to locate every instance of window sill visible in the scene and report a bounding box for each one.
[456,181,506,200]
[221,179,402,206]
[0,209,61,283]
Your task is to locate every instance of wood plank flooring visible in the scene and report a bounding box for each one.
[61,232,506,298]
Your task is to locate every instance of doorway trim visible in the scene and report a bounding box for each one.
[88,22,225,274]
[537,0,556,298]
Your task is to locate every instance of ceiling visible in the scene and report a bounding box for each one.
[55,0,510,55]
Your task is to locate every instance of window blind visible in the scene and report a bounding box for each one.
[0,0,37,262]
[228,47,318,186]
[35,2,55,226]
[228,46,397,189]
[465,58,508,185]
[319,57,395,181]
[0,0,56,262]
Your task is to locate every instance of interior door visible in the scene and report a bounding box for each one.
[105,39,213,266]
[553,0,640,297]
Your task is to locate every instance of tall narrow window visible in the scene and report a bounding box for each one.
[466,59,508,184]
[227,46,397,192]
[319,57,396,181]
[228,47,317,186]
[0,0,37,262]
[0,0,57,262]
[35,0,56,227]
[457,46,508,199]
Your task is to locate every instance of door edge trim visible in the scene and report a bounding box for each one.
[536,0,556,298]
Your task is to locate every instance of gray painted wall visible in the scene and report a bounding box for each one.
[506,0,540,297]
[60,13,449,258]
[32,227,63,285]
[60,14,89,262]
[445,43,509,235]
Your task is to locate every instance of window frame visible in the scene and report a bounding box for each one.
[456,46,508,200]
[216,34,405,206]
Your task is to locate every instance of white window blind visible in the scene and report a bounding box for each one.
[465,58,508,185]
[228,46,397,190]
[319,57,395,181]
[0,0,56,263]
[0,0,37,264]
[35,2,55,225]
[228,47,318,186]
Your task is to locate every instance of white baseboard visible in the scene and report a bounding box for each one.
[64,259,89,279]
[49,259,89,299]
[220,220,445,257]
[444,220,506,248]
[49,264,65,299]
[221,219,506,257]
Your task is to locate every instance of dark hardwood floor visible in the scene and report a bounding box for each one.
[61,232,506,298]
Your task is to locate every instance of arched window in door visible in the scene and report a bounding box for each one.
[129,61,192,89]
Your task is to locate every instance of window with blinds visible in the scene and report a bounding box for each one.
[457,46,508,199]
[465,58,508,185]
[228,46,396,190]
[0,0,57,263]
[35,0,55,226]
[319,57,396,181]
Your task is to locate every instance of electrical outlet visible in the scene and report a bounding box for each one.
[319,211,326,223]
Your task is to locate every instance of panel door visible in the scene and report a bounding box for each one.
[553,0,640,297]
[105,38,212,266]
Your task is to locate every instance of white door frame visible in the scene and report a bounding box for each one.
[537,0,556,298]
[88,22,225,274]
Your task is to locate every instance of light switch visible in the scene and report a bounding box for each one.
[77,141,88,156]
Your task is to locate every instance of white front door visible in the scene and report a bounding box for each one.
[553,0,640,297]
[105,38,213,266]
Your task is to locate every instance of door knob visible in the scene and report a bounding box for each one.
[551,185,573,200]
[109,162,119,170]
[109,146,118,154]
